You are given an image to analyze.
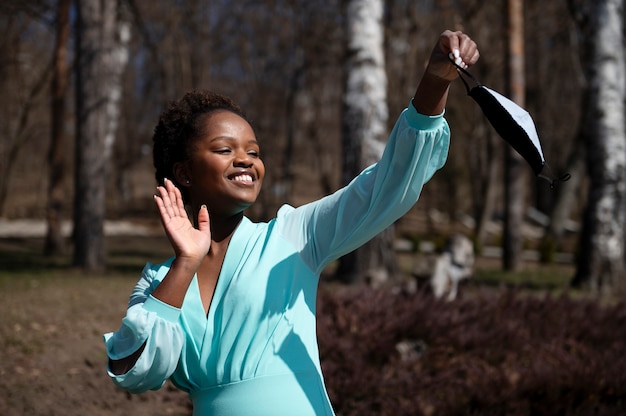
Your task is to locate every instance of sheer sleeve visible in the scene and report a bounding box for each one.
[276,102,450,274]
[103,260,185,393]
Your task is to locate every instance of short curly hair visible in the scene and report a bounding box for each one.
[152,90,249,202]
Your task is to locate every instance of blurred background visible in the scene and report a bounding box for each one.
[1,1,626,415]
[2,0,623,290]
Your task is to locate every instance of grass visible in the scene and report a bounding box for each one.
[473,263,575,292]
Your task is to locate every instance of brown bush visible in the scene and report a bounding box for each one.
[317,285,626,416]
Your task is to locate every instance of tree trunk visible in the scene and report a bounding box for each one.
[74,0,130,271]
[335,0,395,284]
[571,0,626,293]
[502,0,527,271]
[45,0,71,256]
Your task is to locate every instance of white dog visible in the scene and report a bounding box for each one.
[430,234,474,301]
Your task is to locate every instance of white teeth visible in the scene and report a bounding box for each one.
[233,174,253,182]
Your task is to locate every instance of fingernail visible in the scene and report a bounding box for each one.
[453,48,460,58]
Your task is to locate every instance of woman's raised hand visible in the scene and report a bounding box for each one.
[154,178,212,263]
[411,30,480,116]
[426,30,480,82]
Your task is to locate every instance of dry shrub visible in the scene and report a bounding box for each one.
[317,285,626,416]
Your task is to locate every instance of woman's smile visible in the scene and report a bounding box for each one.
[229,171,255,184]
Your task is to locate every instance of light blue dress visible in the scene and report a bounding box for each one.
[103,102,450,415]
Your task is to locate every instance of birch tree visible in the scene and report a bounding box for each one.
[74,0,131,271]
[335,0,395,284]
[570,0,626,293]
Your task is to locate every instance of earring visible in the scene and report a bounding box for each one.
[185,180,190,184]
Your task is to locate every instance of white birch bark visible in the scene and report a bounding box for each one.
[338,0,395,284]
[344,0,388,169]
[573,0,626,292]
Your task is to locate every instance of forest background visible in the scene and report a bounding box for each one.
[2,0,625,288]
[1,0,626,415]
[0,0,626,282]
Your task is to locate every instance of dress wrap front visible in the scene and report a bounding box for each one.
[103,103,450,415]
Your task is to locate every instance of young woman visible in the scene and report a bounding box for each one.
[104,30,479,415]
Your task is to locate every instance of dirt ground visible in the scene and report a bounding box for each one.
[0,236,193,416]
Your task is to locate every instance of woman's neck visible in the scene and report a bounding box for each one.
[203,211,244,244]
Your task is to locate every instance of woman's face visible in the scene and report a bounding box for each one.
[180,110,265,217]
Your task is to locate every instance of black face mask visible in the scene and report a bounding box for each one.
[450,57,570,188]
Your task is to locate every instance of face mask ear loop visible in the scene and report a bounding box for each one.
[538,174,557,189]
[448,54,482,95]
[538,162,571,189]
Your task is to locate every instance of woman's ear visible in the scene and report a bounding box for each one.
[173,162,191,187]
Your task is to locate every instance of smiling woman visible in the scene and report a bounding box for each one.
[175,109,265,218]
[103,29,480,416]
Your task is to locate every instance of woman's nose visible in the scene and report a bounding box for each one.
[233,152,253,167]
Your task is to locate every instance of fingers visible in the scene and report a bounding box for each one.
[424,30,479,82]
[197,204,210,234]
[440,30,479,69]
[171,179,187,214]
[154,178,186,221]
[448,50,467,70]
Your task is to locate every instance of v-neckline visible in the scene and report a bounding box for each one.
[196,247,228,318]
[193,216,254,324]
[189,217,254,352]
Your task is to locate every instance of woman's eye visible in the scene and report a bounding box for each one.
[248,151,259,157]
[215,149,231,154]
